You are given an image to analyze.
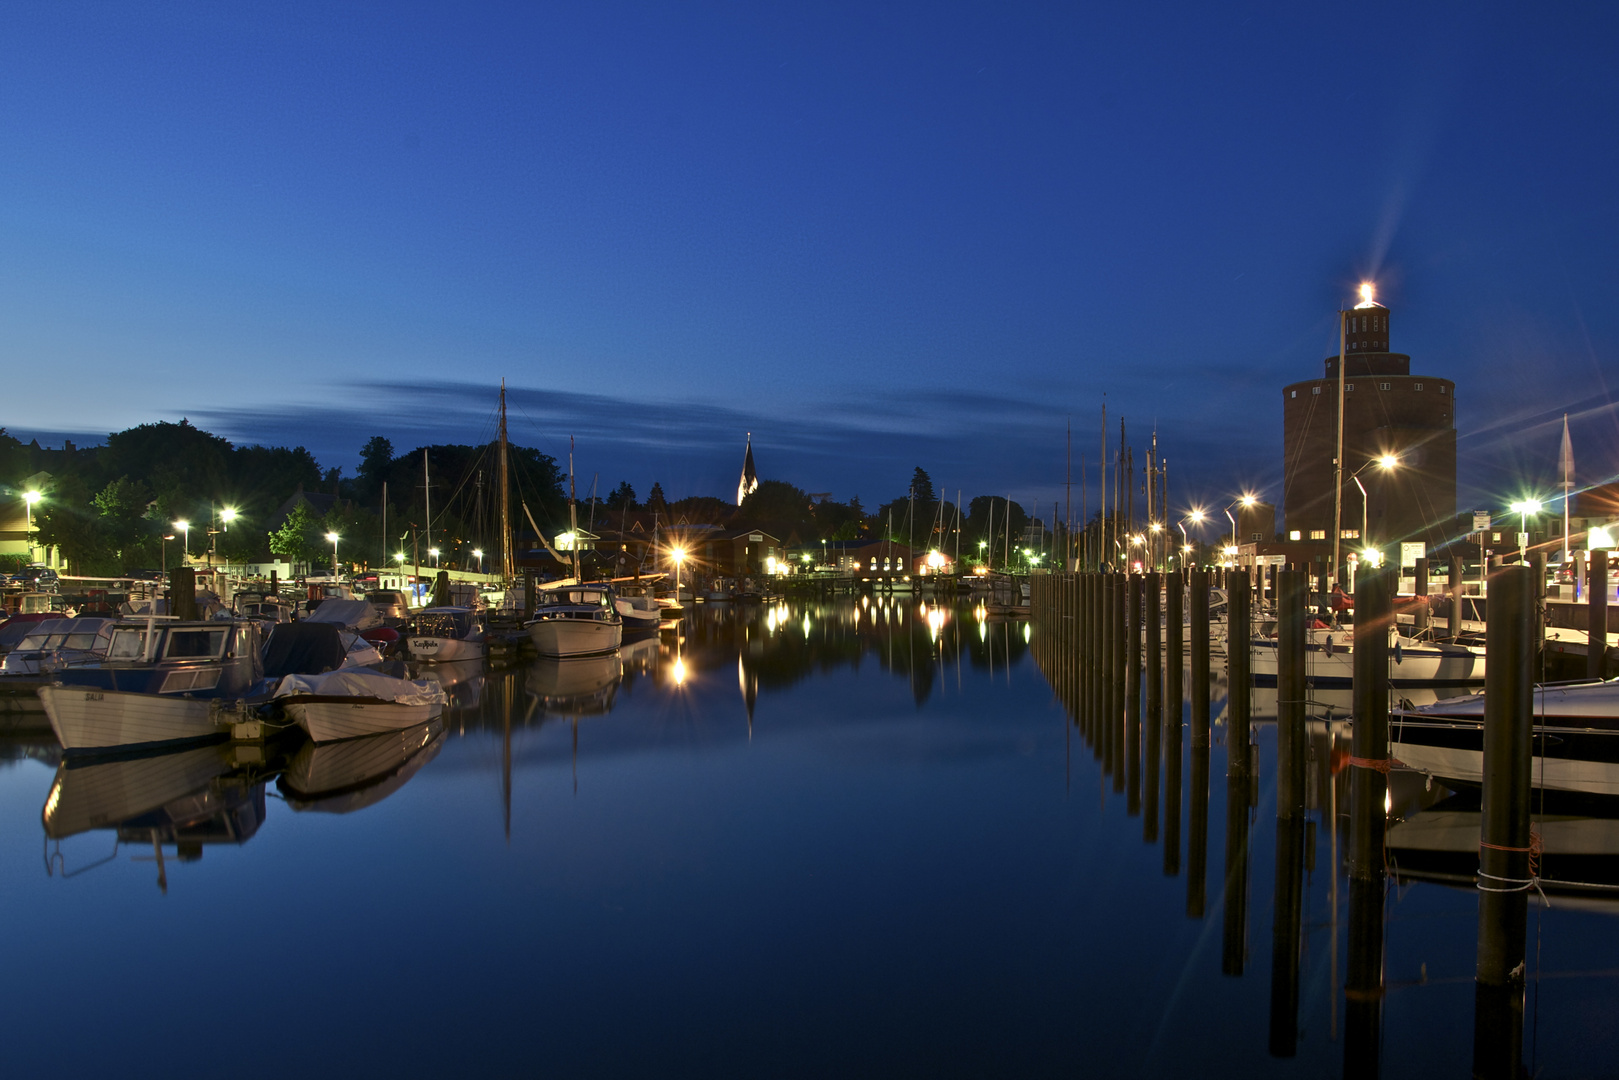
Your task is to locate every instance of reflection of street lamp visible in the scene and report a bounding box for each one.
[1510,499,1543,564]
[22,491,40,562]
[326,531,340,576]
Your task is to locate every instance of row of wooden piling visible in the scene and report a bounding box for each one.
[1032,562,1544,1076]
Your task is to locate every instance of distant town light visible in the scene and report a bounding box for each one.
[325,532,340,543]
[1362,547,1384,567]
[1510,499,1543,515]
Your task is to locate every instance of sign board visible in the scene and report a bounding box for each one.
[1400,541,1426,569]
[1473,511,1492,532]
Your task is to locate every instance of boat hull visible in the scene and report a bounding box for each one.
[284,697,446,743]
[404,635,486,663]
[39,686,225,755]
[527,618,622,658]
[1250,638,1484,688]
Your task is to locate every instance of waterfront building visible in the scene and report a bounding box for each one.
[1281,292,1457,555]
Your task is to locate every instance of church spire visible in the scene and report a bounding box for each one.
[736,433,759,505]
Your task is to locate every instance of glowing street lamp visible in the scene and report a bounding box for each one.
[671,545,687,602]
[429,546,440,568]
[22,491,40,561]
[1223,496,1255,568]
[473,547,484,574]
[173,520,190,563]
[1350,454,1399,556]
[326,531,340,575]
[1510,499,1543,563]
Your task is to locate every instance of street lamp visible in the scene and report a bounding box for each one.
[326,531,340,576]
[22,491,40,562]
[1350,454,1399,558]
[161,533,175,575]
[173,520,190,564]
[671,545,687,602]
[429,546,440,568]
[1509,499,1543,564]
[473,548,484,574]
[1149,521,1164,571]
[1223,496,1255,570]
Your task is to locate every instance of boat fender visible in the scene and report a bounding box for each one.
[1394,640,1403,665]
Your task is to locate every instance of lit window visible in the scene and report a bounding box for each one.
[1491,532,1501,543]
[1289,530,1301,541]
[1341,529,1360,539]
[1309,529,1326,540]
[1290,390,1297,398]
[1346,383,1355,391]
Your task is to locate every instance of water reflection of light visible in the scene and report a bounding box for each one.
[927,607,945,640]
[673,657,688,685]
[973,604,987,622]
[1022,623,1031,643]
[802,616,812,638]
[978,621,987,642]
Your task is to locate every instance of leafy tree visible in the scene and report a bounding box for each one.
[94,476,156,569]
[34,475,112,574]
[965,496,1029,561]
[269,503,322,567]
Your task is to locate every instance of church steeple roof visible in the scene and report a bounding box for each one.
[736,433,759,505]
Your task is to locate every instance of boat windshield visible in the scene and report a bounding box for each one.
[108,628,155,660]
[165,628,228,659]
[540,590,613,608]
[412,612,471,637]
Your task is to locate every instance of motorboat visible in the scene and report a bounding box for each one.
[233,592,294,623]
[612,582,663,635]
[277,718,445,813]
[0,617,114,693]
[1391,677,1619,797]
[526,584,623,658]
[39,617,268,755]
[272,668,447,743]
[1249,625,1485,689]
[404,606,487,662]
[301,598,386,667]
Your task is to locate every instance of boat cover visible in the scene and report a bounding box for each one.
[273,668,446,706]
[263,622,348,678]
[303,598,382,631]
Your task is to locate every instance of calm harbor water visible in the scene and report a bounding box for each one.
[3,596,1619,1077]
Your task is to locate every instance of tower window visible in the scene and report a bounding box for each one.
[1309,529,1326,540]
[1439,385,1448,394]
[1414,382,1423,391]
[1290,390,1297,398]
[1379,382,1391,390]
[1312,385,1321,395]
[1346,383,1355,391]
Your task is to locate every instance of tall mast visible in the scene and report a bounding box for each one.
[1330,305,1348,593]
[1100,401,1107,569]
[569,436,579,582]
[499,380,514,583]
[1065,417,1072,570]
[422,449,432,554]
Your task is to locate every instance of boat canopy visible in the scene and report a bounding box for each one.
[13,618,115,653]
[263,622,348,678]
[273,668,446,707]
[303,598,382,631]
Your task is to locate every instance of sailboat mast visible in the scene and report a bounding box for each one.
[569,437,580,582]
[423,449,432,554]
[1331,307,1348,591]
[1100,401,1107,570]
[499,381,514,584]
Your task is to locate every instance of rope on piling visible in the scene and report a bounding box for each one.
[1477,826,1546,900]
[1347,755,1405,773]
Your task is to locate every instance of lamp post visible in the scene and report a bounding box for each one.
[394,551,406,587]
[1510,499,1542,564]
[1150,521,1164,571]
[1350,454,1399,557]
[22,491,40,563]
[326,532,340,576]
[173,520,190,566]
[1223,495,1255,572]
[473,548,484,575]
[672,545,687,602]
[429,547,440,568]
[161,533,175,575]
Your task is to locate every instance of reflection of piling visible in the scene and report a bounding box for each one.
[1144,572,1162,841]
[1188,741,1209,918]
[1190,569,1210,748]
[1590,549,1609,679]
[1343,874,1386,1079]
[1450,555,1466,641]
[1112,574,1127,792]
[1268,814,1305,1058]
[1473,565,1534,1077]
[1227,569,1251,779]
[1349,563,1391,880]
[1221,764,1251,975]
[1277,570,1307,817]
[1103,575,1117,771]
[1084,574,1098,752]
[1164,574,1184,876]
[1127,573,1143,813]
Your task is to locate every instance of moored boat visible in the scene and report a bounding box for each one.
[526,584,623,657]
[273,668,448,743]
[278,717,445,812]
[404,606,487,662]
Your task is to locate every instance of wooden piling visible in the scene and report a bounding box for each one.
[1112,574,1127,792]
[1349,563,1392,881]
[1450,555,1466,641]
[1144,571,1162,840]
[1190,569,1210,748]
[1590,549,1609,680]
[1413,557,1429,634]
[1164,572,1184,876]
[1276,569,1308,818]
[1268,814,1305,1057]
[1227,569,1251,779]
[1127,573,1143,813]
[170,567,198,621]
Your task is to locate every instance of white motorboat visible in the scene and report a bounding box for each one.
[526,584,623,657]
[1248,626,1485,689]
[1391,677,1619,797]
[0,617,115,693]
[613,584,663,635]
[273,668,448,743]
[404,606,487,662]
[40,618,267,754]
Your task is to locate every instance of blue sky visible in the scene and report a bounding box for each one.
[3,2,1617,517]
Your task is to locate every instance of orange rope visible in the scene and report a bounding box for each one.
[1347,756,1404,773]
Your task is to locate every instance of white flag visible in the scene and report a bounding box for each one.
[1561,414,1575,490]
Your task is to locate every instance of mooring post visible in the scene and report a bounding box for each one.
[1227,569,1251,779]
[1413,557,1429,634]
[1451,555,1467,642]
[1164,571,1184,875]
[1344,873,1387,1079]
[1473,564,1534,1078]
[1590,549,1609,680]
[171,566,198,621]
[1349,562,1392,881]
[269,569,279,597]
[1277,569,1308,818]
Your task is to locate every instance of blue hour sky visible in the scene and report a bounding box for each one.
[3,3,1616,518]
